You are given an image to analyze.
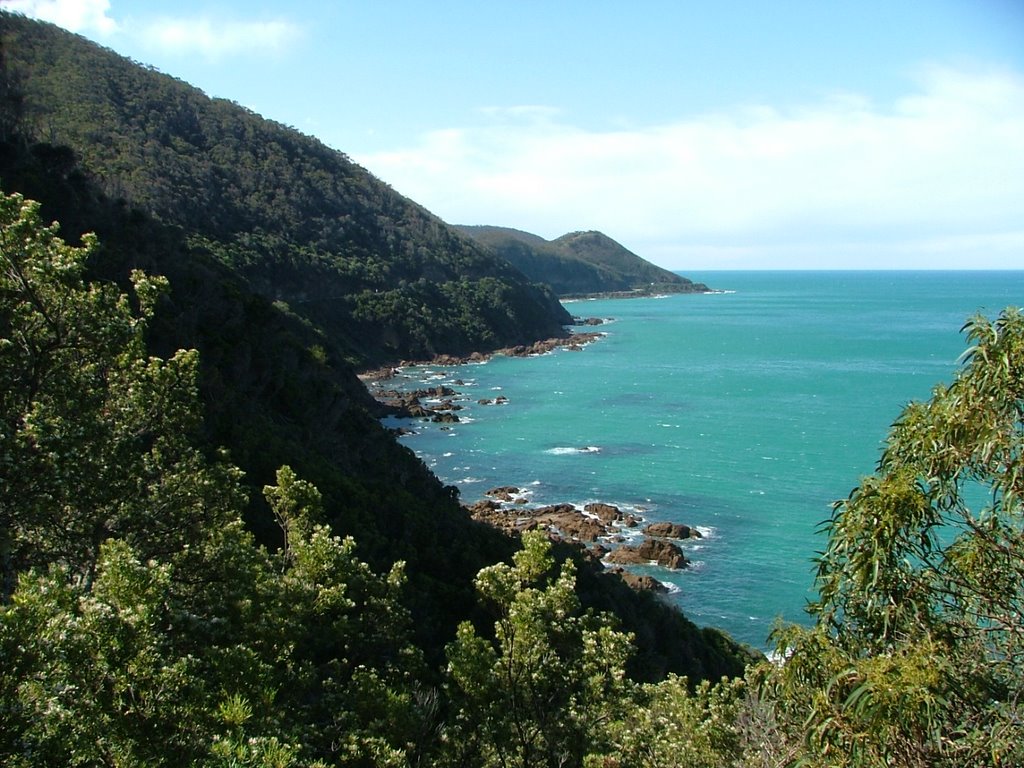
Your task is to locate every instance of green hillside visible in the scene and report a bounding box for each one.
[0,14,571,369]
[456,224,709,297]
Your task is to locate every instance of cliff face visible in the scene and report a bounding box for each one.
[456,225,709,297]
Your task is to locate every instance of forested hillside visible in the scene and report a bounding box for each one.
[0,13,571,368]
[456,225,709,297]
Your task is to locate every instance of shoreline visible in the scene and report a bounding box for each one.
[465,488,704,594]
[357,324,607,383]
[558,282,712,302]
[363,329,709,596]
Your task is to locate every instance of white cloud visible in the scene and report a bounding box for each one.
[139,16,301,60]
[356,66,1024,269]
[2,2,301,61]
[2,0,118,34]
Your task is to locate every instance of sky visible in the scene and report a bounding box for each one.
[4,0,1024,270]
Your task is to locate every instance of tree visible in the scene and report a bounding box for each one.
[262,466,427,767]
[762,308,1024,767]
[0,191,247,599]
[443,531,635,768]
[0,189,282,764]
[0,194,425,766]
[593,674,745,768]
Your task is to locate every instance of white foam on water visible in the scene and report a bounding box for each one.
[544,445,602,455]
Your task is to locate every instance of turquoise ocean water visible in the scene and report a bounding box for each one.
[384,271,1024,650]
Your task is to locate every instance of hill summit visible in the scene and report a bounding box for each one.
[456,225,709,297]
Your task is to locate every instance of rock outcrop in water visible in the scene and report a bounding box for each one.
[465,487,694,578]
[605,539,689,569]
[644,522,702,540]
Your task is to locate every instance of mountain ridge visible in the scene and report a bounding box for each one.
[456,224,709,297]
[0,13,571,369]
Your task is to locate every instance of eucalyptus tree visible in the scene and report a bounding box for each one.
[764,308,1024,767]
[443,530,635,768]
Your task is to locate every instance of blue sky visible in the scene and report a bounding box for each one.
[5,0,1024,270]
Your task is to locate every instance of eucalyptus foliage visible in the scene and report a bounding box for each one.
[763,308,1024,767]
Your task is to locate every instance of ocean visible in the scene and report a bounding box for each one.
[381,271,1024,650]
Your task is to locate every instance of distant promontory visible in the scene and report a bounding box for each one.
[455,225,709,298]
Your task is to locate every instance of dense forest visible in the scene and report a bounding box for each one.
[0,12,572,369]
[455,225,709,297]
[2,12,1022,767]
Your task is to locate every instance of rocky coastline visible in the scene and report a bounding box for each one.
[359,319,606,385]
[365,323,605,422]
[464,488,702,593]
[363,319,707,595]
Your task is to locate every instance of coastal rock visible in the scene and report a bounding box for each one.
[430,354,465,366]
[464,499,540,536]
[500,332,604,359]
[431,412,459,423]
[465,495,639,544]
[610,569,670,594]
[643,522,701,540]
[433,399,462,411]
[467,499,500,514]
[538,511,605,542]
[477,396,508,406]
[486,486,521,502]
[605,539,688,569]
[584,502,622,523]
[372,386,466,421]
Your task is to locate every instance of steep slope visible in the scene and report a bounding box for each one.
[457,224,709,296]
[0,13,755,681]
[0,136,513,656]
[0,13,571,367]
